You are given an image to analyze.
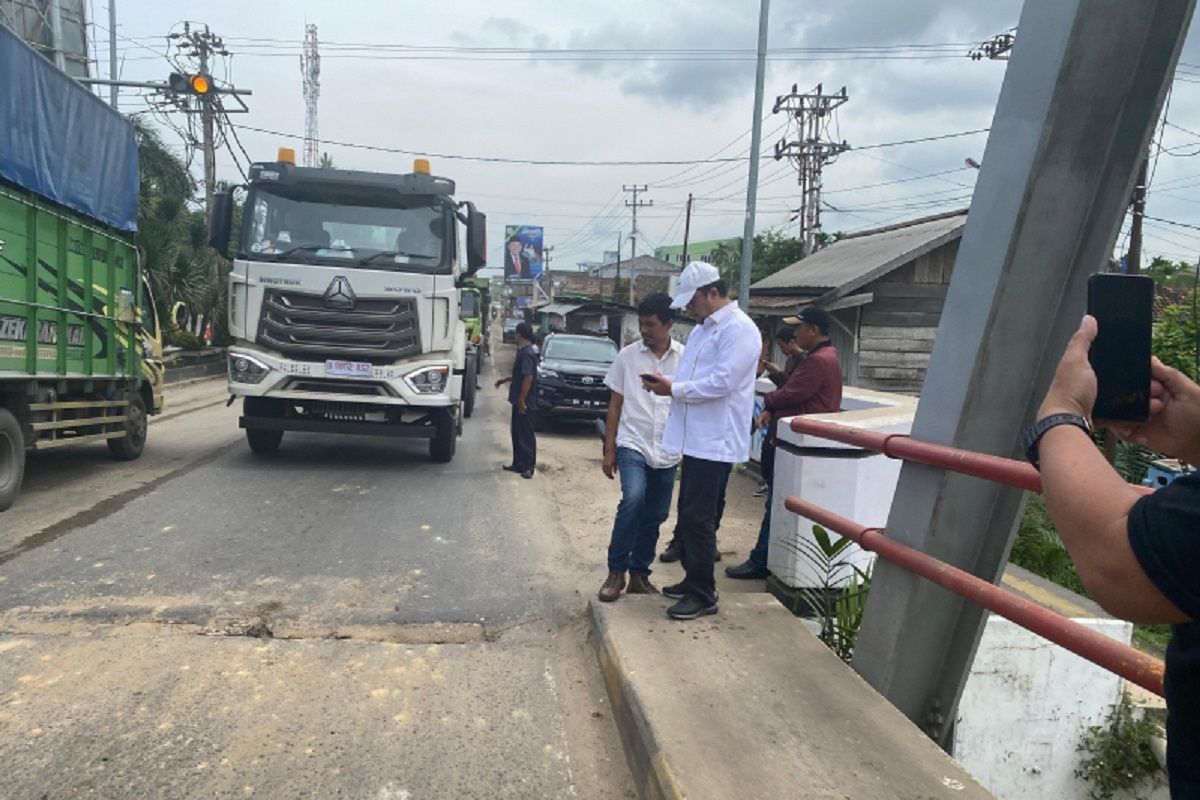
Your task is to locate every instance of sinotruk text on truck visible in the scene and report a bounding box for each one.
[208,151,487,463]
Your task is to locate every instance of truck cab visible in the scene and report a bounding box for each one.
[209,153,486,462]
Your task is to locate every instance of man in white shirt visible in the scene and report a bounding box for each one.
[598,294,685,602]
[642,262,762,620]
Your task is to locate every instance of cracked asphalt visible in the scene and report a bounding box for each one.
[0,348,637,799]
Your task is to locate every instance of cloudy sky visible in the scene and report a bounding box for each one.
[101,1,1200,273]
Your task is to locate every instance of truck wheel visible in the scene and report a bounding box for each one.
[429,409,456,463]
[107,392,147,461]
[463,356,477,418]
[0,407,26,512]
[246,428,284,455]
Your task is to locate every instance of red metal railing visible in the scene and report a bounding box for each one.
[788,418,1153,495]
[784,417,1166,697]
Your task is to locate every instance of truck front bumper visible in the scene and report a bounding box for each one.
[226,347,460,408]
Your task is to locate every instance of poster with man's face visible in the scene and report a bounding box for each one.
[504,225,544,283]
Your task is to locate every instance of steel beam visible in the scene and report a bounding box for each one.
[851,0,1196,750]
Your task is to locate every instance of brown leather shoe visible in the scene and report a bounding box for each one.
[626,574,658,594]
[598,571,626,603]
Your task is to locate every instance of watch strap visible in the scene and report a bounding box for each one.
[1023,413,1092,470]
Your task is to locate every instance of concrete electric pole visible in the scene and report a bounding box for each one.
[682,193,694,264]
[739,0,770,310]
[624,185,651,305]
[772,83,850,255]
[107,1,117,109]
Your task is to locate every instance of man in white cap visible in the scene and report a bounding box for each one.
[641,262,763,619]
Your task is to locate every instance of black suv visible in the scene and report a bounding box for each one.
[534,334,619,428]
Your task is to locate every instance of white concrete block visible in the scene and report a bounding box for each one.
[955,616,1137,800]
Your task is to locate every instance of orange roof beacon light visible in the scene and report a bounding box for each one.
[277,147,296,165]
[413,159,431,175]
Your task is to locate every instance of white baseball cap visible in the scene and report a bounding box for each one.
[670,261,722,309]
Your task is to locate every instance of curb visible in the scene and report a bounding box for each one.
[588,600,684,800]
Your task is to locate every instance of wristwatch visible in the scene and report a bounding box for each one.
[1022,413,1093,470]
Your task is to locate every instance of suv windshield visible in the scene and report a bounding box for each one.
[543,337,618,363]
[242,185,449,274]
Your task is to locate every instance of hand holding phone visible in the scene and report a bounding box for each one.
[639,373,659,383]
[1087,274,1153,422]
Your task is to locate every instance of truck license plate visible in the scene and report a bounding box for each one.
[325,359,372,378]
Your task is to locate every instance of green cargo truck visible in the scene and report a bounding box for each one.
[0,25,166,511]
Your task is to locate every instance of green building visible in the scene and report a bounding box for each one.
[654,237,741,266]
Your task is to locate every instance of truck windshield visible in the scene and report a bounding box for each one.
[242,186,450,274]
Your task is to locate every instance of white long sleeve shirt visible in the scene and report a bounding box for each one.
[661,302,762,463]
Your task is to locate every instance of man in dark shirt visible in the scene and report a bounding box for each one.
[761,327,804,388]
[1031,315,1198,795]
[494,321,538,479]
[727,306,843,579]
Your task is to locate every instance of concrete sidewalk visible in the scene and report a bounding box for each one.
[591,594,993,800]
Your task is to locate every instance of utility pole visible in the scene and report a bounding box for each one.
[107,1,118,108]
[46,0,66,71]
[614,233,622,304]
[542,246,554,301]
[773,83,849,256]
[1128,156,1149,274]
[624,185,651,306]
[739,0,770,310]
[682,193,694,264]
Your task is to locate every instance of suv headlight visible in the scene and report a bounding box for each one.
[538,366,559,379]
[229,353,270,384]
[405,366,449,394]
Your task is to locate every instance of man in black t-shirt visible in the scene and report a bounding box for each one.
[1030,315,1198,797]
[494,321,538,479]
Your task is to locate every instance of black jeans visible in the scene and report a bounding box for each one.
[510,405,536,471]
[674,456,732,605]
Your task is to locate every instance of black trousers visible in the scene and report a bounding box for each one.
[510,405,537,471]
[674,456,732,605]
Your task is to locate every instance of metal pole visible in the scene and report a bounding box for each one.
[682,193,693,264]
[614,233,622,304]
[739,0,770,309]
[107,1,118,108]
[1128,156,1149,274]
[784,497,1166,698]
[46,0,66,71]
[850,0,1195,750]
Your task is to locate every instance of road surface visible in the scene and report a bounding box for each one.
[0,350,642,799]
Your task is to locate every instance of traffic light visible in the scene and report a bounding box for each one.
[168,72,212,96]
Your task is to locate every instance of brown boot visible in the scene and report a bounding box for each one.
[626,574,658,595]
[598,571,626,603]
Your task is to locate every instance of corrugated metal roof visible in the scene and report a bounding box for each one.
[751,212,966,294]
[540,302,585,316]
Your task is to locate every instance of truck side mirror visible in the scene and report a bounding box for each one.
[209,190,234,259]
[464,202,486,274]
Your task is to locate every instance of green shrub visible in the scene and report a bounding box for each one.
[1075,693,1163,800]
[168,330,203,350]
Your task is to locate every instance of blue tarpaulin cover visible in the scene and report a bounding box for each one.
[0,23,138,232]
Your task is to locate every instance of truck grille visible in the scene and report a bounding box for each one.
[257,289,421,363]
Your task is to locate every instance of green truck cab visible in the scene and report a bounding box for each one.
[0,25,166,511]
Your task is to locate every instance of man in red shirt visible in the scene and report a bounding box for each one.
[727,306,843,579]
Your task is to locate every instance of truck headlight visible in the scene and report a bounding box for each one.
[229,353,270,384]
[405,366,449,394]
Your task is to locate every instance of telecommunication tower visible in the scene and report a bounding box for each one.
[301,24,320,167]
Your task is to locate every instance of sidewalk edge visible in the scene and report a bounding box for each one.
[588,600,685,800]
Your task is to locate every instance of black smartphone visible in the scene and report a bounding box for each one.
[1086,273,1153,422]
[639,373,659,383]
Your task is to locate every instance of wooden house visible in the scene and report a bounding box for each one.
[749,210,966,394]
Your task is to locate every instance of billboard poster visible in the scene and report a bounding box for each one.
[503,224,544,283]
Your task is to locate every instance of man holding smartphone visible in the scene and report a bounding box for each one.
[642,262,762,620]
[495,321,538,479]
[597,293,684,602]
[1030,314,1198,796]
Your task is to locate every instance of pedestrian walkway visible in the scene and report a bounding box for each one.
[590,594,993,800]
